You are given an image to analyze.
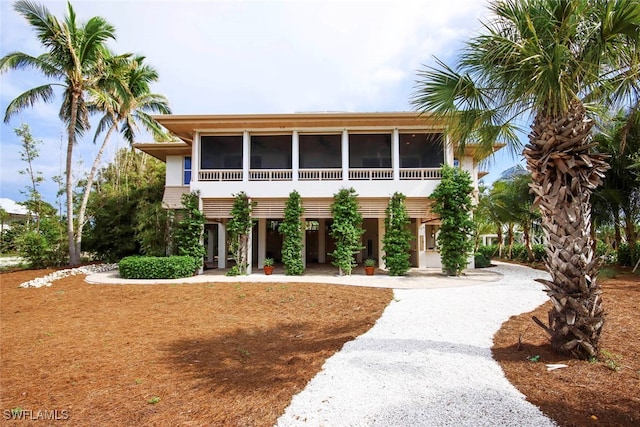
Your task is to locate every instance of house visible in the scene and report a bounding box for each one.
[134,112,500,273]
[0,198,30,231]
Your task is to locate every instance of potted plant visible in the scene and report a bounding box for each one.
[263,257,274,275]
[364,258,376,276]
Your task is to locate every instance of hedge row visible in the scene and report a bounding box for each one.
[119,256,200,279]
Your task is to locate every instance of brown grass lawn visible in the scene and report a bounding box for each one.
[1,267,638,426]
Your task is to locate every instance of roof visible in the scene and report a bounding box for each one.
[136,112,504,162]
[0,198,28,215]
[151,111,445,144]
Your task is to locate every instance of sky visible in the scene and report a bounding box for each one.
[0,0,526,207]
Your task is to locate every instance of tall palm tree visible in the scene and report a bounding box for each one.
[1,0,118,265]
[414,0,640,359]
[75,54,171,257]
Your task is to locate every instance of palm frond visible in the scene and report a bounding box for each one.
[3,84,56,123]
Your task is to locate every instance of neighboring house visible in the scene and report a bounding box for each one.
[0,198,29,231]
[134,112,500,272]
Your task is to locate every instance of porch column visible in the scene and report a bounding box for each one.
[342,129,349,182]
[217,222,226,269]
[243,130,250,182]
[301,218,307,268]
[247,225,253,274]
[258,218,266,269]
[207,228,214,264]
[292,131,299,182]
[392,128,400,181]
[192,131,200,184]
[318,218,326,264]
[378,218,386,270]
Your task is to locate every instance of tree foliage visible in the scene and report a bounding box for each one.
[330,188,364,276]
[430,165,474,276]
[382,192,412,276]
[279,190,305,275]
[226,192,256,276]
[83,149,167,262]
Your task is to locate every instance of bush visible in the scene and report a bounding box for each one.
[616,242,639,267]
[474,253,491,268]
[532,244,546,262]
[119,256,199,279]
[477,244,498,260]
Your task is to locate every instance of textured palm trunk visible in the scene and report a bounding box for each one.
[524,102,609,359]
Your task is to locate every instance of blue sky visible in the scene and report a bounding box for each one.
[0,0,526,206]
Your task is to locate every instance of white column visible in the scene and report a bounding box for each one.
[444,134,454,166]
[258,218,266,269]
[301,218,307,268]
[192,131,200,184]
[243,130,250,182]
[378,218,386,270]
[207,228,214,264]
[292,130,299,182]
[217,222,226,269]
[318,218,326,264]
[342,129,349,182]
[392,128,400,181]
[247,225,253,274]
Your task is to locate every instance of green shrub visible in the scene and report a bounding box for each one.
[119,256,198,279]
[511,243,528,262]
[616,242,639,267]
[477,244,498,260]
[474,253,491,268]
[532,244,546,262]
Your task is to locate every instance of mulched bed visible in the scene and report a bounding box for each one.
[493,268,640,427]
[0,269,391,426]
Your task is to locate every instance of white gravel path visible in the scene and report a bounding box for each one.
[276,262,557,427]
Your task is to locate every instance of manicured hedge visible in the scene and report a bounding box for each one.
[119,256,199,279]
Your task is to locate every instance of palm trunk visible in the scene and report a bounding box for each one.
[67,94,80,266]
[523,223,534,262]
[75,123,117,257]
[525,102,609,359]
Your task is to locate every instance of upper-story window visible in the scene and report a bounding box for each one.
[183,156,192,185]
[299,134,341,168]
[250,135,292,169]
[201,135,243,169]
[399,133,444,168]
[349,134,391,168]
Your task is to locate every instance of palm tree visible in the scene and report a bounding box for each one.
[1,1,118,265]
[413,0,640,359]
[75,54,171,257]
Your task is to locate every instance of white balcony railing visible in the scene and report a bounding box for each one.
[199,170,243,181]
[249,169,293,181]
[348,168,393,180]
[299,169,342,180]
[199,168,441,182]
[399,168,441,180]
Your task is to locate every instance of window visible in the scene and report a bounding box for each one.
[201,135,243,169]
[299,134,341,168]
[399,133,443,168]
[250,135,292,169]
[183,156,192,185]
[349,134,391,168]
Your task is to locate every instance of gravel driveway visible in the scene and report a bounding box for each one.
[276,262,557,426]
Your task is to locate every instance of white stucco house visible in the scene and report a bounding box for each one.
[134,112,500,273]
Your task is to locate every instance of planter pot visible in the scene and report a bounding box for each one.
[365,266,375,276]
[264,266,274,275]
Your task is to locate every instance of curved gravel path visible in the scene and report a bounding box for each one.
[276,262,557,426]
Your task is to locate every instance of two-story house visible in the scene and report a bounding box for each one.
[134,112,499,273]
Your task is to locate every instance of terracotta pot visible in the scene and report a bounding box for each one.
[365,266,375,276]
[264,266,274,275]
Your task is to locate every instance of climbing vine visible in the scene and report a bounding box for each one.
[279,190,305,275]
[330,188,364,275]
[175,191,206,270]
[226,191,256,275]
[383,192,412,276]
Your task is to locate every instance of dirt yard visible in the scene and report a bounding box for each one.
[1,267,638,426]
[493,267,640,427]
